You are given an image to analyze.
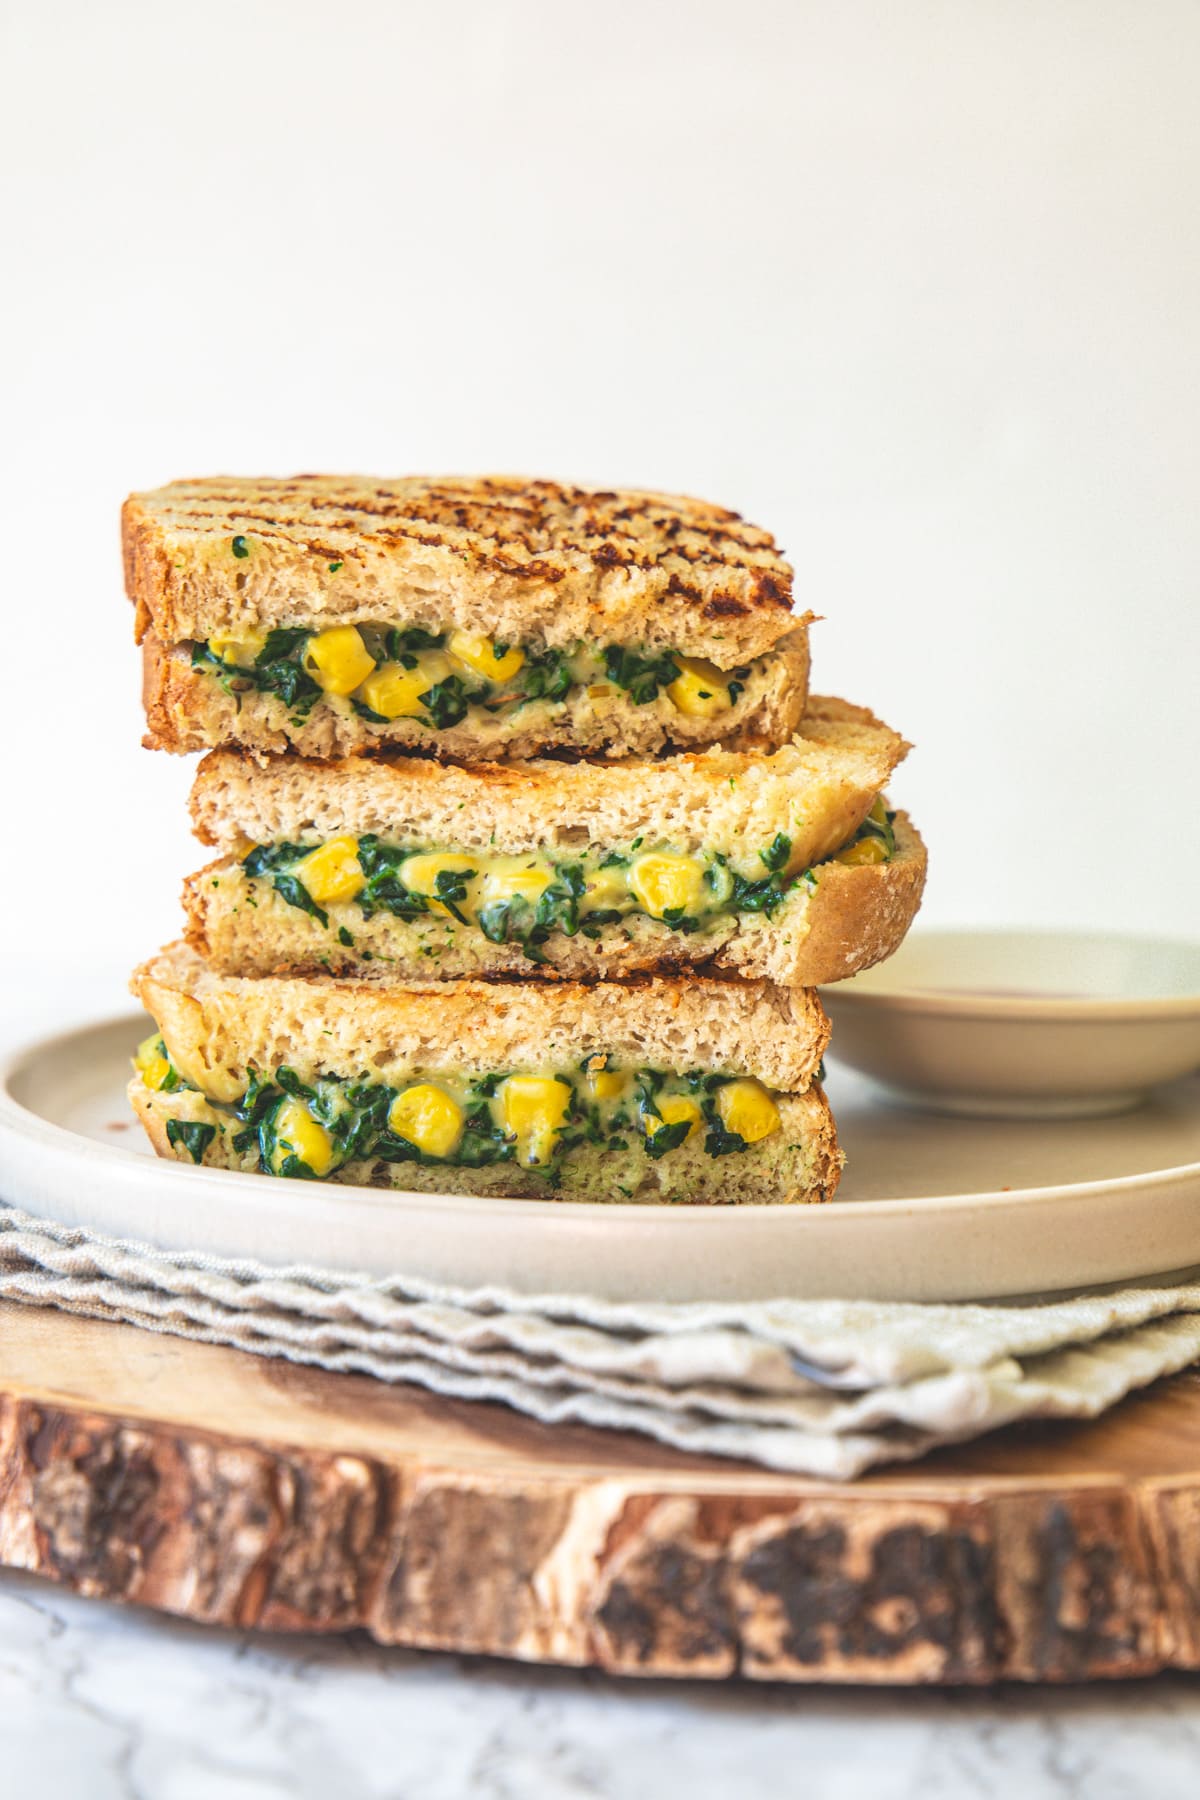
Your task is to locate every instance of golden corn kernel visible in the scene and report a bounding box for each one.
[208,628,269,668]
[715,1078,781,1145]
[401,851,479,921]
[644,1094,703,1144]
[627,852,708,919]
[448,630,525,683]
[400,853,478,896]
[303,625,377,697]
[270,1097,336,1177]
[665,656,732,718]
[133,1031,172,1092]
[175,1055,243,1106]
[388,1084,465,1159]
[356,649,453,720]
[499,1075,573,1167]
[292,836,365,905]
[834,835,889,867]
[587,1068,628,1102]
[479,865,554,907]
[580,865,629,914]
[357,662,431,720]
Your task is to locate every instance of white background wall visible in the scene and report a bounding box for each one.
[2,0,1198,1006]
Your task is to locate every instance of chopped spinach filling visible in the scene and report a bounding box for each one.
[193,628,324,716]
[240,807,897,957]
[854,802,896,857]
[165,1119,216,1163]
[139,1051,782,1181]
[191,623,760,731]
[601,644,681,705]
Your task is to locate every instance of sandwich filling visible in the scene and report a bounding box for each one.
[190,624,765,731]
[232,804,896,961]
[133,1037,785,1182]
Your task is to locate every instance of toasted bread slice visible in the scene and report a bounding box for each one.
[141,625,810,760]
[124,475,804,661]
[129,944,840,1205]
[128,475,812,758]
[190,696,905,857]
[185,815,924,990]
[133,942,830,1097]
[182,697,922,987]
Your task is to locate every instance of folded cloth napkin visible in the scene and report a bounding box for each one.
[2,1202,1199,1478]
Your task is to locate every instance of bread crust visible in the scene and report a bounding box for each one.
[129,1076,843,1206]
[123,475,807,663]
[184,814,925,990]
[180,696,921,986]
[130,942,830,1102]
[782,814,927,986]
[143,630,810,760]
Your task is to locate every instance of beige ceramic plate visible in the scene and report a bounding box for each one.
[0,1014,1198,1303]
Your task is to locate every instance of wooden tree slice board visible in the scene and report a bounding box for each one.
[2,1300,1200,1685]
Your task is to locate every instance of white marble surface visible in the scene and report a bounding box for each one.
[0,1569,1197,1800]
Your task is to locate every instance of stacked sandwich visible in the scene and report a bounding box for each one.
[124,476,926,1204]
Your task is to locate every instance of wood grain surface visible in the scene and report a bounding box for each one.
[2,1301,1199,1684]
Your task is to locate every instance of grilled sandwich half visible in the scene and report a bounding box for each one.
[183,697,926,988]
[125,475,812,760]
[130,944,841,1205]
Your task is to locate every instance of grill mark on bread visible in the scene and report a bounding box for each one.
[161,508,574,576]
[159,509,770,563]
[123,476,804,668]
[149,506,738,569]
[131,477,787,577]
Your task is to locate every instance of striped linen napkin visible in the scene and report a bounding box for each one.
[1,1203,1198,1478]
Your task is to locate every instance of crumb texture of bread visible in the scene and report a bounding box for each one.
[124,475,807,662]
[129,1076,842,1206]
[130,942,830,1102]
[186,814,926,989]
[189,695,907,858]
[142,632,809,760]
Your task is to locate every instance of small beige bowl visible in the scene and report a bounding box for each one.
[822,929,1200,1117]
